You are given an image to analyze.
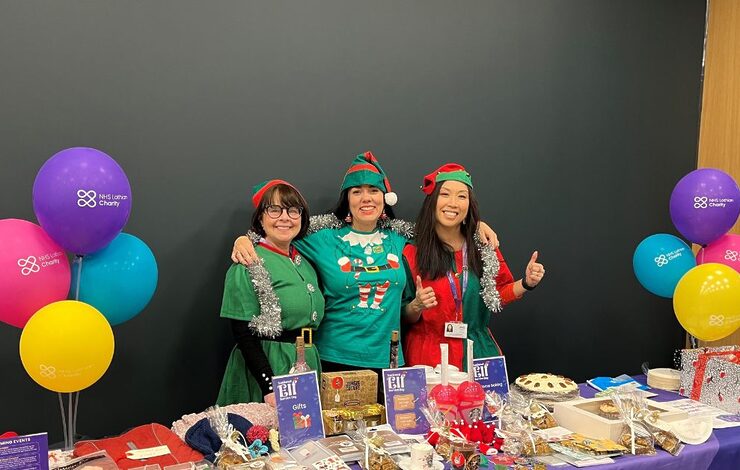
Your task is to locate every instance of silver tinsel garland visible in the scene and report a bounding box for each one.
[379,218,415,239]
[475,233,503,313]
[246,259,283,338]
[243,230,283,338]
[306,213,416,239]
[306,214,344,234]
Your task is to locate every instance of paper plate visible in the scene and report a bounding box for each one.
[668,415,714,445]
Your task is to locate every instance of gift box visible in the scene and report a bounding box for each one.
[320,370,378,408]
[696,357,740,413]
[552,397,686,442]
[678,346,740,413]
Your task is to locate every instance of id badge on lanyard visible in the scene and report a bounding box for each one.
[444,242,468,339]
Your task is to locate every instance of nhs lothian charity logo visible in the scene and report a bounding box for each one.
[76,188,129,208]
[77,189,97,207]
[726,250,739,262]
[17,256,40,275]
[654,247,686,267]
[39,364,56,378]
[693,195,735,209]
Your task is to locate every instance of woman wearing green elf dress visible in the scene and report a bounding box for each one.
[217,180,325,406]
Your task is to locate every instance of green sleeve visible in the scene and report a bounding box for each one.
[293,228,328,263]
[220,264,261,321]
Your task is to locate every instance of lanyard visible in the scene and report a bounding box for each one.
[446,242,468,319]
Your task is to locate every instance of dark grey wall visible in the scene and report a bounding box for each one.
[0,1,705,442]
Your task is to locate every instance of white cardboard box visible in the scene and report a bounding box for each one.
[552,397,687,442]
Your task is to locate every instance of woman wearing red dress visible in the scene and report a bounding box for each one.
[401,163,545,370]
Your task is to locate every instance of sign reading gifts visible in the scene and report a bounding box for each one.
[273,371,325,449]
[473,356,509,421]
[382,367,429,435]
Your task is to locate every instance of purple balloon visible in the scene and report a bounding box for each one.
[669,168,740,245]
[33,148,132,255]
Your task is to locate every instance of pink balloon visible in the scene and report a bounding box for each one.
[696,234,740,274]
[0,219,71,328]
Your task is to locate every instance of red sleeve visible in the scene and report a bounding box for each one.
[493,248,520,305]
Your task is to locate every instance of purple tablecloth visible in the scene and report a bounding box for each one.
[548,375,740,470]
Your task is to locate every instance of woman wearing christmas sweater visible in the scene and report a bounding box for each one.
[402,163,545,370]
[217,180,325,406]
[230,153,498,381]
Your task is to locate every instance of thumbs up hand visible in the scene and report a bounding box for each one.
[524,251,545,288]
[414,275,438,311]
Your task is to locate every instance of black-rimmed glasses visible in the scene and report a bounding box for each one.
[265,205,303,219]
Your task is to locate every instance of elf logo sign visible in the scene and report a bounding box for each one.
[473,362,488,381]
[386,372,406,392]
[277,379,298,400]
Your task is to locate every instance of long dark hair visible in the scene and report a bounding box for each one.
[330,187,397,223]
[414,182,482,279]
[251,184,310,239]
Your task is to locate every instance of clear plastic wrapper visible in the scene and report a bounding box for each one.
[497,393,552,457]
[609,389,682,455]
[354,421,399,470]
[483,390,505,419]
[611,392,656,456]
[204,406,253,468]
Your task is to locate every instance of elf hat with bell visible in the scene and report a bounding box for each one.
[421,163,473,195]
[340,151,398,206]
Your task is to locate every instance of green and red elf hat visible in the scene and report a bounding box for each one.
[421,163,474,195]
[340,151,398,206]
[251,179,299,207]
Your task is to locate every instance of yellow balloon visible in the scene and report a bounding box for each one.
[19,300,114,393]
[673,263,740,342]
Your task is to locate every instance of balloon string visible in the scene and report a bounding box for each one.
[58,393,69,450]
[67,393,73,450]
[74,256,83,301]
[72,391,79,446]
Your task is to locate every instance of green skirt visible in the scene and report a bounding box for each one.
[217,340,321,405]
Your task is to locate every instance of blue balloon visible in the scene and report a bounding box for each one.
[71,233,158,325]
[633,233,696,298]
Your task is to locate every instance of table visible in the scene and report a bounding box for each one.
[562,375,740,469]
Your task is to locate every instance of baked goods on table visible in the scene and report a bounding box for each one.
[515,373,578,394]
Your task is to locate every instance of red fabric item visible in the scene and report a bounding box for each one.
[0,432,18,439]
[74,423,203,470]
[689,350,740,400]
[402,244,518,369]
